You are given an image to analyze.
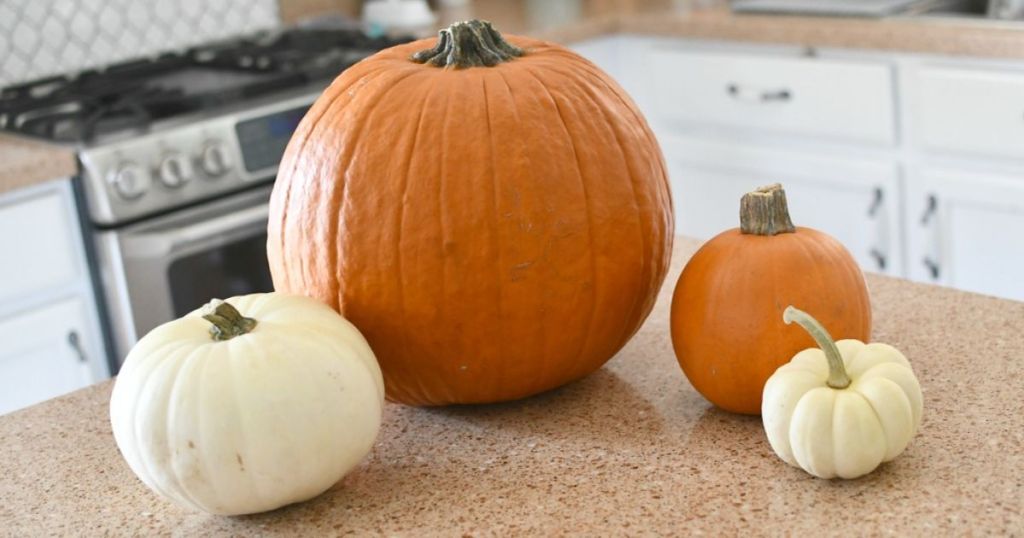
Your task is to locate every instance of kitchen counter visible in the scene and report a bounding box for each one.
[534,6,1024,59]
[0,134,77,196]
[284,0,1024,60]
[2,236,1022,535]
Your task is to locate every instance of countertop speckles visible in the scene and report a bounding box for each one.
[0,134,77,196]
[2,237,1023,535]
[538,6,1024,60]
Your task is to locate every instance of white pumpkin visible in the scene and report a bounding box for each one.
[762,306,923,480]
[110,293,384,515]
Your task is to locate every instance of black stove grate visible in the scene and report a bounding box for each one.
[0,28,410,144]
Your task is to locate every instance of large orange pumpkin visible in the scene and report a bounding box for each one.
[267,20,673,405]
[670,184,871,415]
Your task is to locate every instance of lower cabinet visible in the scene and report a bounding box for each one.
[0,298,96,415]
[905,168,1024,301]
[660,136,902,276]
[575,36,1024,300]
[0,179,108,415]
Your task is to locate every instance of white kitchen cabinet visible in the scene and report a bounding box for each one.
[913,66,1024,162]
[570,35,658,119]
[0,298,96,415]
[649,47,896,146]
[661,136,902,275]
[905,168,1024,301]
[571,37,621,78]
[574,35,1024,300]
[0,185,81,305]
[0,180,108,414]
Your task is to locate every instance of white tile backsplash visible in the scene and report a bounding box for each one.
[0,0,281,88]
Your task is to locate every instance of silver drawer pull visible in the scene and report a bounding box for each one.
[867,187,888,271]
[920,195,941,280]
[727,83,792,103]
[67,331,88,364]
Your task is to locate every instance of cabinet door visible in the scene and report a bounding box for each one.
[906,169,1024,301]
[662,136,902,275]
[0,298,96,415]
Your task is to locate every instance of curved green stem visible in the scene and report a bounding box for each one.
[411,20,523,69]
[201,300,257,341]
[783,306,851,389]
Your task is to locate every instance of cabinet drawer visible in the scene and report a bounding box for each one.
[916,67,1024,160]
[0,187,81,304]
[651,50,896,145]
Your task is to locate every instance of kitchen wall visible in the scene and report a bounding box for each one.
[0,0,280,87]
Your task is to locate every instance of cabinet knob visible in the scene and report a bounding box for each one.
[67,331,88,364]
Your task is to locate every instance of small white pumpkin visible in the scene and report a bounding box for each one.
[762,306,923,479]
[110,294,384,515]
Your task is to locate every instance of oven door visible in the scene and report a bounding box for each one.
[99,185,274,363]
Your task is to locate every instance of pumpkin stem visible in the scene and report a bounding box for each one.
[783,306,851,389]
[201,300,257,342]
[411,20,523,69]
[740,183,796,236]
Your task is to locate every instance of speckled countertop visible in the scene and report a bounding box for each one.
[0,134,77,196]
[2,237,1022,535]
[535,7,1024,59]
[421,0,1024,59]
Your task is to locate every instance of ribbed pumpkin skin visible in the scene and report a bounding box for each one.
[670,227,871,415]
[267,36,673,405]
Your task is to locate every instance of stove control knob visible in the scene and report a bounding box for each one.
[200,142,232,178]
[158,153,193,188]
[108,162,150,200]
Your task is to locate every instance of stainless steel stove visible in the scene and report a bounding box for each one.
[0,26,410,370]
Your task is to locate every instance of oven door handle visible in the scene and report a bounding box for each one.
[122,203,270,258]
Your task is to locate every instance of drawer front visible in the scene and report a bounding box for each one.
[651,50,896,145]
[0,187,81,304]
[916,67,1024,160]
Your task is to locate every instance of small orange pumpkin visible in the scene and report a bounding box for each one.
[268,21,673,405]
[670,184,871,415]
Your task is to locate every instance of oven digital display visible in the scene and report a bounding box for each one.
[235,105,310,172]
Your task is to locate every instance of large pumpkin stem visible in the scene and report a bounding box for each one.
[411,20,523,69]
[783,306,851,389]
[202,300,257,342]
[740,183,796,236]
